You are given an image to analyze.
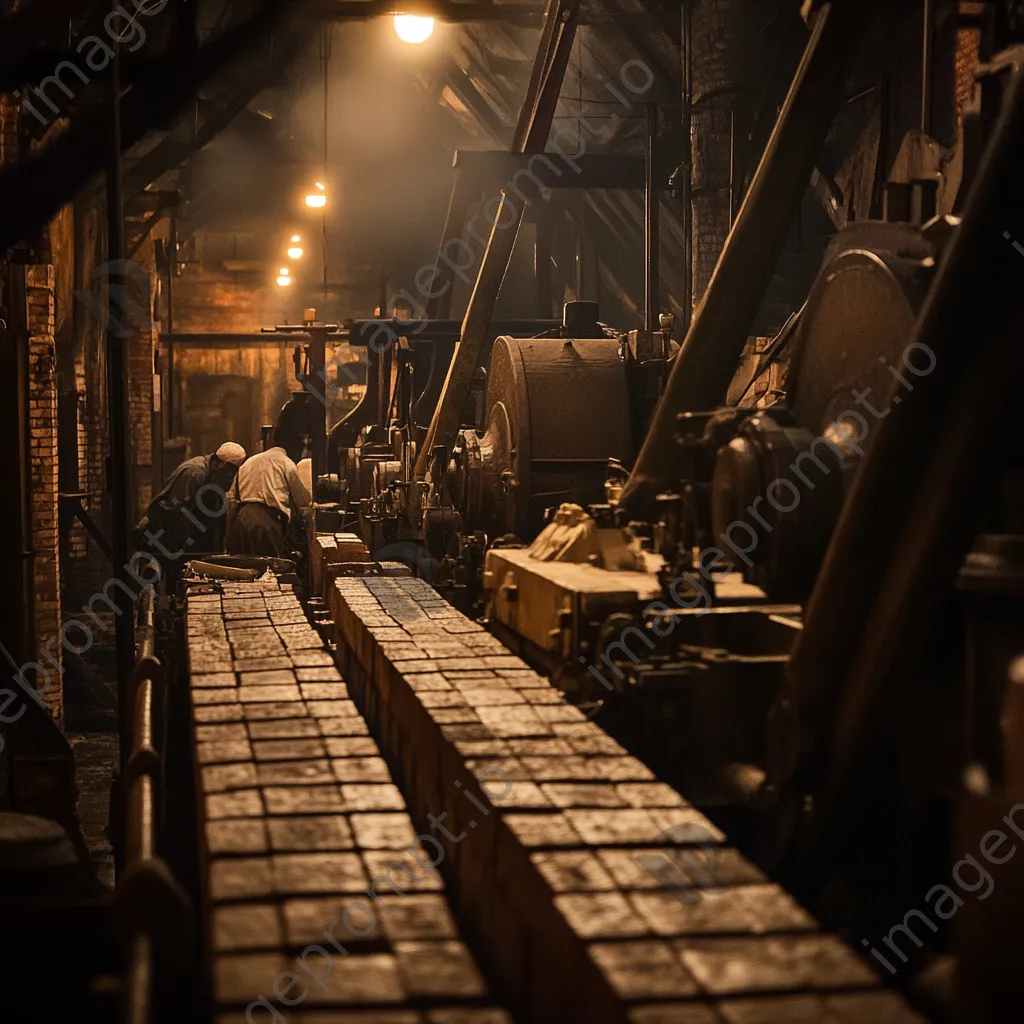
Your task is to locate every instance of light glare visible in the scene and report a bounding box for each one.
[394,14,434,44]
[287,246,304,259]
[276,275,292,287]
[305,193,327,208]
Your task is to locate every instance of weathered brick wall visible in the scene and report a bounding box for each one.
[63,203,110,611]
[689,0,803,318]
[129,241,158,519]
[0,94,16,166]
[27,264,62,721]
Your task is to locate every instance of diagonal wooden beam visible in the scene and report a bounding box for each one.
[0,0,289,254]
[120,29,307,200]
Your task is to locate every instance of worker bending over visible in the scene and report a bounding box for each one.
[134,441,247,579]
[226,430,311,557]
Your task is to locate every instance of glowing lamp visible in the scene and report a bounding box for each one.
[394,14,434,44]
[305,182,327,208]
[288,246,304,259]
[276,275,292,287]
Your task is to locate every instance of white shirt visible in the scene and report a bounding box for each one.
[297,458,313,498]
[234,447,311,519]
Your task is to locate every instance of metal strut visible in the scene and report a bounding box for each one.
[413,0,581,481]
[620,0,870,513]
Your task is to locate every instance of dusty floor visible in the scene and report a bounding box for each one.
[69,730,117,889]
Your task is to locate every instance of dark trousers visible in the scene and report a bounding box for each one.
[226,503,290,557]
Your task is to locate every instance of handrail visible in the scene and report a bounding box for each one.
[114,589,191,1024]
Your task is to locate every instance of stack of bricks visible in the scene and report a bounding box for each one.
[27,263,62,721]
[331,576,923,1024]
[185,578,512,1023]
[311,532,371,598]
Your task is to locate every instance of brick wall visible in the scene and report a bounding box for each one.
[689,0,801,314]
[27,264,62,722]
[129,242,158,518]
[0,94,16,167]
[63,203,110,610]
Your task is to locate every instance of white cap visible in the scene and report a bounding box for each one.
[215,442,246,466]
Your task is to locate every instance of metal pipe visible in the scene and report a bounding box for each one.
[307,329,329,491]
[166,211,176,437]
[425,171,474,321]
[728,106,736,226]
[105,24,135,769]
[921,0,934,134]
[414,193,524,478]
[681,0,693,333]
[414,0,580,480]
[535,201,554,318]
[644,104,660,331]
[620,0,869,513]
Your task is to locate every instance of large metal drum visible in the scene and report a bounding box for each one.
[461,336,633,540]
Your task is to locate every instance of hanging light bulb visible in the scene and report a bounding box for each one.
[394,14,434,44]
[288,246,304,260]
[276,275,292,287]
[305,182,327,208]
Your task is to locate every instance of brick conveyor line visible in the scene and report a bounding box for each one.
[185,577,513,1024]
[183,570,924,1024]
[327,573,926,1024]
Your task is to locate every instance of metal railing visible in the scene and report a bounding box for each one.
[113,590,191,1024]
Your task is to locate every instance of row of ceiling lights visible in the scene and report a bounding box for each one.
[279,182,326,286]
[277,234,304,287]
[275,14,433,290]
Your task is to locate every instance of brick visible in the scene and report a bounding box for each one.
[380,895,459,942]
[350,813,418,850]
[273,852,370,895]
[256,759,335,786]
[212,904,283,951]
[206,789,265,819]
[267,815,355,852]
[247,719,321,740]
[282,895,383,946]
[675,936,876,996]
[530,852,617,894]
[300,953,406,1005]
[209,858,274,901]
[253,738,327,761]
[630,885,816,937]
[393,941,488,999]
[587,941,700,1001]
[341,785,408,811]
[202,763,259,793]
[206,820,268,856]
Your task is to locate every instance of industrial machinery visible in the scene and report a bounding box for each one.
[301,8,1024,1013]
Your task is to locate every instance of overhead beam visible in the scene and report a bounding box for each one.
[119,29,307,200]
[452,150,677,191]
[414,0,581,481]
[305,0,676,24]
[620,0,872,513]
[0,0,91,75]
[0,0,289,254]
